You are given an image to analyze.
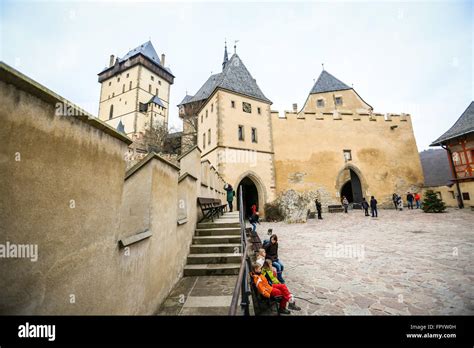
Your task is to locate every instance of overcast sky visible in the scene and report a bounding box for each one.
[1,0,472,150]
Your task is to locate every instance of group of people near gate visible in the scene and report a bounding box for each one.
[392,192,421,210]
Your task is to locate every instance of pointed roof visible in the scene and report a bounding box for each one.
[149,95,166,108]
[116,120,125,134]
[186,54,271,105]
[431,101,474,146]
[178,94,194,106]
[222,42,229,70]
[121,41,161,65]
[310,70,352,94]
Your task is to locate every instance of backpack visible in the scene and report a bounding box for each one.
[262,239,270,249]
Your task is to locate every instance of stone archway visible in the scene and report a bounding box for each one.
[234,171,267,218]
[335,164,368,204]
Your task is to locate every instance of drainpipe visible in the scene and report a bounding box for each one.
[442,144,464,209]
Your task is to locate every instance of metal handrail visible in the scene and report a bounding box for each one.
[228,185,251,315]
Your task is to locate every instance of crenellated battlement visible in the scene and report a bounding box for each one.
[271,110,411,122]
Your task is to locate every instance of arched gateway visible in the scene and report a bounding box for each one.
[235,172,266,218]
[336,165,367,204]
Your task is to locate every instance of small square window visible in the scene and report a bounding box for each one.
[317,99,324,108]
[139,102,148,113]
[257,107,261,114]
[462,192,470,200]
[243,102,252,113]
[335,97,343,106]
[238,125,244,141]
[231,101,235,108]
[343,150,352,161]
[251,128,257,143]
[158,81,161,85]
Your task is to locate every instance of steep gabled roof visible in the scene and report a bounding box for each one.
[419,149,453,187]
[185,54,271,105]
[431,101,474,146]
[148,95,166,108]
[310,70,351,94]
[121,41,161,65]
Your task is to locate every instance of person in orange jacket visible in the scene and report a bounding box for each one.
[251,263,301,314]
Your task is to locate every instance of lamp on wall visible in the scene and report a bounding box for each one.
[390,125,398,130]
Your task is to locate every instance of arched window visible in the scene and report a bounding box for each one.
[109,104,114,119]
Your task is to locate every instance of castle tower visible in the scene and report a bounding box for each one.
[97,41,174,137]
[179,45,276,216]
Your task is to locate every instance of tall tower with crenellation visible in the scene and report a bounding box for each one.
[97,41,174,138]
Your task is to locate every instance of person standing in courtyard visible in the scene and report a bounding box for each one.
[407,192,414,210]
[251,203,257,216]
[224,183,234,212]
[342,196,349,213]
[392,193,399,210]
[315,199,323,220]
[361,197,370,216]
[370,196,378,217]
[397,195,403,211]
[264,234,285,284]
[414,192,421,209]
[249,211,260,235]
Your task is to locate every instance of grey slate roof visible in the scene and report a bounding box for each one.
[431,101,474,145]
[185,54,271,105]
[419,149,454,187]
[121,41,161,65]
[149,95,166,108]
[310,70,352,94]
[177,94,194,106]
[116,120,125,134]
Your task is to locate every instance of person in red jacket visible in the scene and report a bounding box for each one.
[251,263,300,314]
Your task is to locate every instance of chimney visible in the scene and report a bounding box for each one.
[109,55,115,67]
[161,54,165,67]
[292,103,298,112]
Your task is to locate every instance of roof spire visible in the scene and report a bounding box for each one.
[222,40,229,70]
[234,40,239,54]
[322,63,325,71]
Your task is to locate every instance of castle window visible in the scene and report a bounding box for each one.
[148,84,152,93]
[243,102,252,113]
[251,128,257,143]
[257,107,261,114]
[206,110,208,118]
[203,133,206,149]
[335,97,343,106]
[129,81,132,90]
[151,75,154,81]
[231,101,235,108]
[159,81,161,85]
[156,88,159,96]
[462,192,470,200]
[343,150,352,161]
[112,92,115,97]
[139,102,148,113]
[109,104,114,119]
[117,77,120,82]
[238,125,244,141]
[126,73,129,78]
[201,114,203,123]
[211,104,214,112]
[122,84,125,93]
[317,99,324,108]
[108,81,112,86]
[208,129,211,145]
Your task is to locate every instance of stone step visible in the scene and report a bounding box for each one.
[190,244,241,254]
[195,227,241,236]
[184,263,241,276]
[187,253,242,264]
[192,235,241,245]
[197,221,239,229]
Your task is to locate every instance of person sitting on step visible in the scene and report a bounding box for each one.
[264,234,285,284]
[251,263,301,314]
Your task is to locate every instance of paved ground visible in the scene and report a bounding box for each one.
[254,208,474,315]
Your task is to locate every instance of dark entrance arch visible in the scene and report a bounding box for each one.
[237,177,259,218]
[340,169,363,204]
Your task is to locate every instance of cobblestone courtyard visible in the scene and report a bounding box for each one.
[255,208,474,315]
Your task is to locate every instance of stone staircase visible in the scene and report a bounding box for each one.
[184,211,242,276]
